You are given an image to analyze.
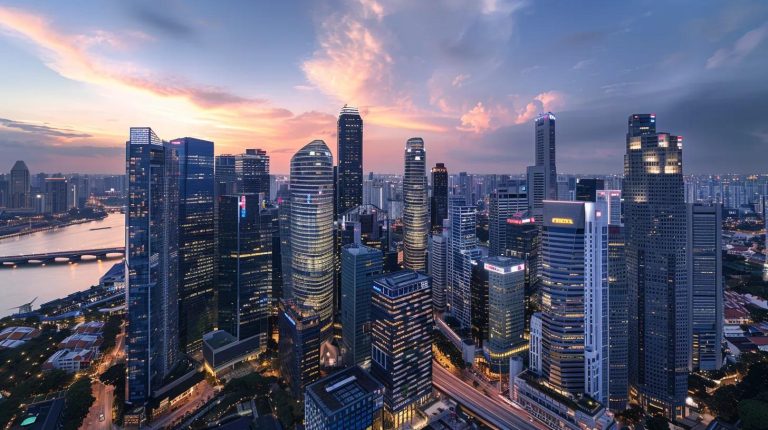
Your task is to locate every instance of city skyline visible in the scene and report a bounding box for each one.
[0,2,767,174]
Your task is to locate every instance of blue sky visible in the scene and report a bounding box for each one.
[0,0,766,174]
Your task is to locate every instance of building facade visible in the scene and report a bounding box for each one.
[173,137,215,353]
[9,160,30,209]
[304,365,384,430]
[337,105,364,215]
[429,233,448,313]
[489,183,528,257]
[402,138,428,271]
[341,243,383,369]
[125,127,180,406]
[290,140,335,336]
[527,113,557,220]
[484,256,527,372]
[623,114,689,420]
[371,271,433,428]
[279,299,321,398]
[430,163,448,232]
[236,149,270,197]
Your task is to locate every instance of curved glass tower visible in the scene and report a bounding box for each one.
[403,138,428,271]
[290,140,335,335]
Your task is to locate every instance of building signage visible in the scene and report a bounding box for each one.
[551,217,574,225]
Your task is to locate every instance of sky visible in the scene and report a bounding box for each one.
[0,0,766,175]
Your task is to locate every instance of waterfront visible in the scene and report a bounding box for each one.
[0,213,124,317]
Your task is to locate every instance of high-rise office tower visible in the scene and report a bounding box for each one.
[341,243,382,369]
[279,299,321,398]
[214,154,237,197]
[429,233,447,313]
[371,271,432,428]
[304,365,384,430]
[9,160,30,209]
[489,183,527,256]
[447,199,478,327]
[43,177,68,214]
[237,149,270,197]
[484,256,526,373]
[403,138,428,271]
[458,172,472,205]
[0,174,8,208]
[576,178,605,202]
[470,256,489,348]
[623,114,689,420]
[503,212,539,296]
[277,185,292,299]
[607,225,628,411]
[337,105,363,215]
[290,140,335,335]
[688,203,723,371]
[125,127,180,406]
[173,137,215,353]
[596,190,622,226]
[431,163,448,233]
[527,113,557,219]
[217,195,272,349]
[538,201,609,404]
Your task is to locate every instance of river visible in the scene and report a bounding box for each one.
[0,213,124,317]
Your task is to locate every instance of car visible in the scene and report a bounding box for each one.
[98,413,105,422]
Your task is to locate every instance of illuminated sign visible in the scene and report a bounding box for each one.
[484,262,525,274]
[507,216,534,225]
[239,195,247,218]
[551,217,574,225]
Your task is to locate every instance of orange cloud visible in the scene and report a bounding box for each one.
[457,102,491,133]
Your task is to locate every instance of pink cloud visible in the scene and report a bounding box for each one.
[457,102,492,133]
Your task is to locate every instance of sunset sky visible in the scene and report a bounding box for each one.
[0,0,766,174]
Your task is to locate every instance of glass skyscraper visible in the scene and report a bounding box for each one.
[688,203,723,371]
[430,162,448,233]
[125,127,179,406]
[340,243,382,369]
[217,194,272,348]
[173,137,215,353]
[337,105,363,215]
[9,160,30,209]
[489,182,527,256]
[290,140,335,336]
[236,148,270,197]
[402,138,428,271]
[623,114,689,420]
[371,271,432,429]
[527,113,557,220]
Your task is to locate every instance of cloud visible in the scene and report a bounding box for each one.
[0,118,92,138]
[572,59,593,70]
[514,91,565,124]
[452,73,471,87]
[706,23,768,69]
[457,102,492,133]
[126,2,197,39]
[358,0,385,20]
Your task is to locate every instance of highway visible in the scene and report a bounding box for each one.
[432,362,542,430]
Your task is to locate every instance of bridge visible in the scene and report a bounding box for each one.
[0,247,124,267]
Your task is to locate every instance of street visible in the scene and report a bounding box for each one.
[146,380,217,430]
[80,325,125,430]
[432,362,543,430]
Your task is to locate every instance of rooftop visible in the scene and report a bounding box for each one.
[203,330,238,350]
[518,370,602,415]
[306,365,383,414]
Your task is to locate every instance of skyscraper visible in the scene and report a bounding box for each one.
[430,163,448,232]
[447,198,478,327]
[538,200,608,404]
[279,299,321,398]
[527,113,557,219]
[596,190,622,226]
[623,114,689,420]
[503,212,539,296]
[214,154,237,197]
[403,138,428,271]
[371,271,432,428]
[607,225,628,411]
[337,105,363,215]
[290,140,335,336]
[484,256,526,373]
[429,233,447,313]
[9,160,30,209]
[217,195,272,348]
[489,183,527,256]
[575,178,605,202]
[341,243,382,369]
[304,365,384,430]
[43,176,68,214]
[173,137,215,353]
[688,203,723,371]
[237,149,270,197]
[125,127,180,406]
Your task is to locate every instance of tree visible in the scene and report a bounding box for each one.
[645,415,670,430]
[740,362,768,400]
[62,377,95,430]
[706,385,740,422]
[99,362,125,387]
[738,399,768,430]
[615,404,643,427]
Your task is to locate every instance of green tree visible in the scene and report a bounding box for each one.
[739,399,768,430]
[706,385,740,422]
[62,377,95,430]
[615,404,643,427]
[645,415,670,430]
[99,362,125,386]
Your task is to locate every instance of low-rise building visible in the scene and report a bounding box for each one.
[0,326,40,349]
[202,330,262,377]
[43,349,96,373]
[511,370,616,430]
[304,365,384,430]
[58,333,102,351]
